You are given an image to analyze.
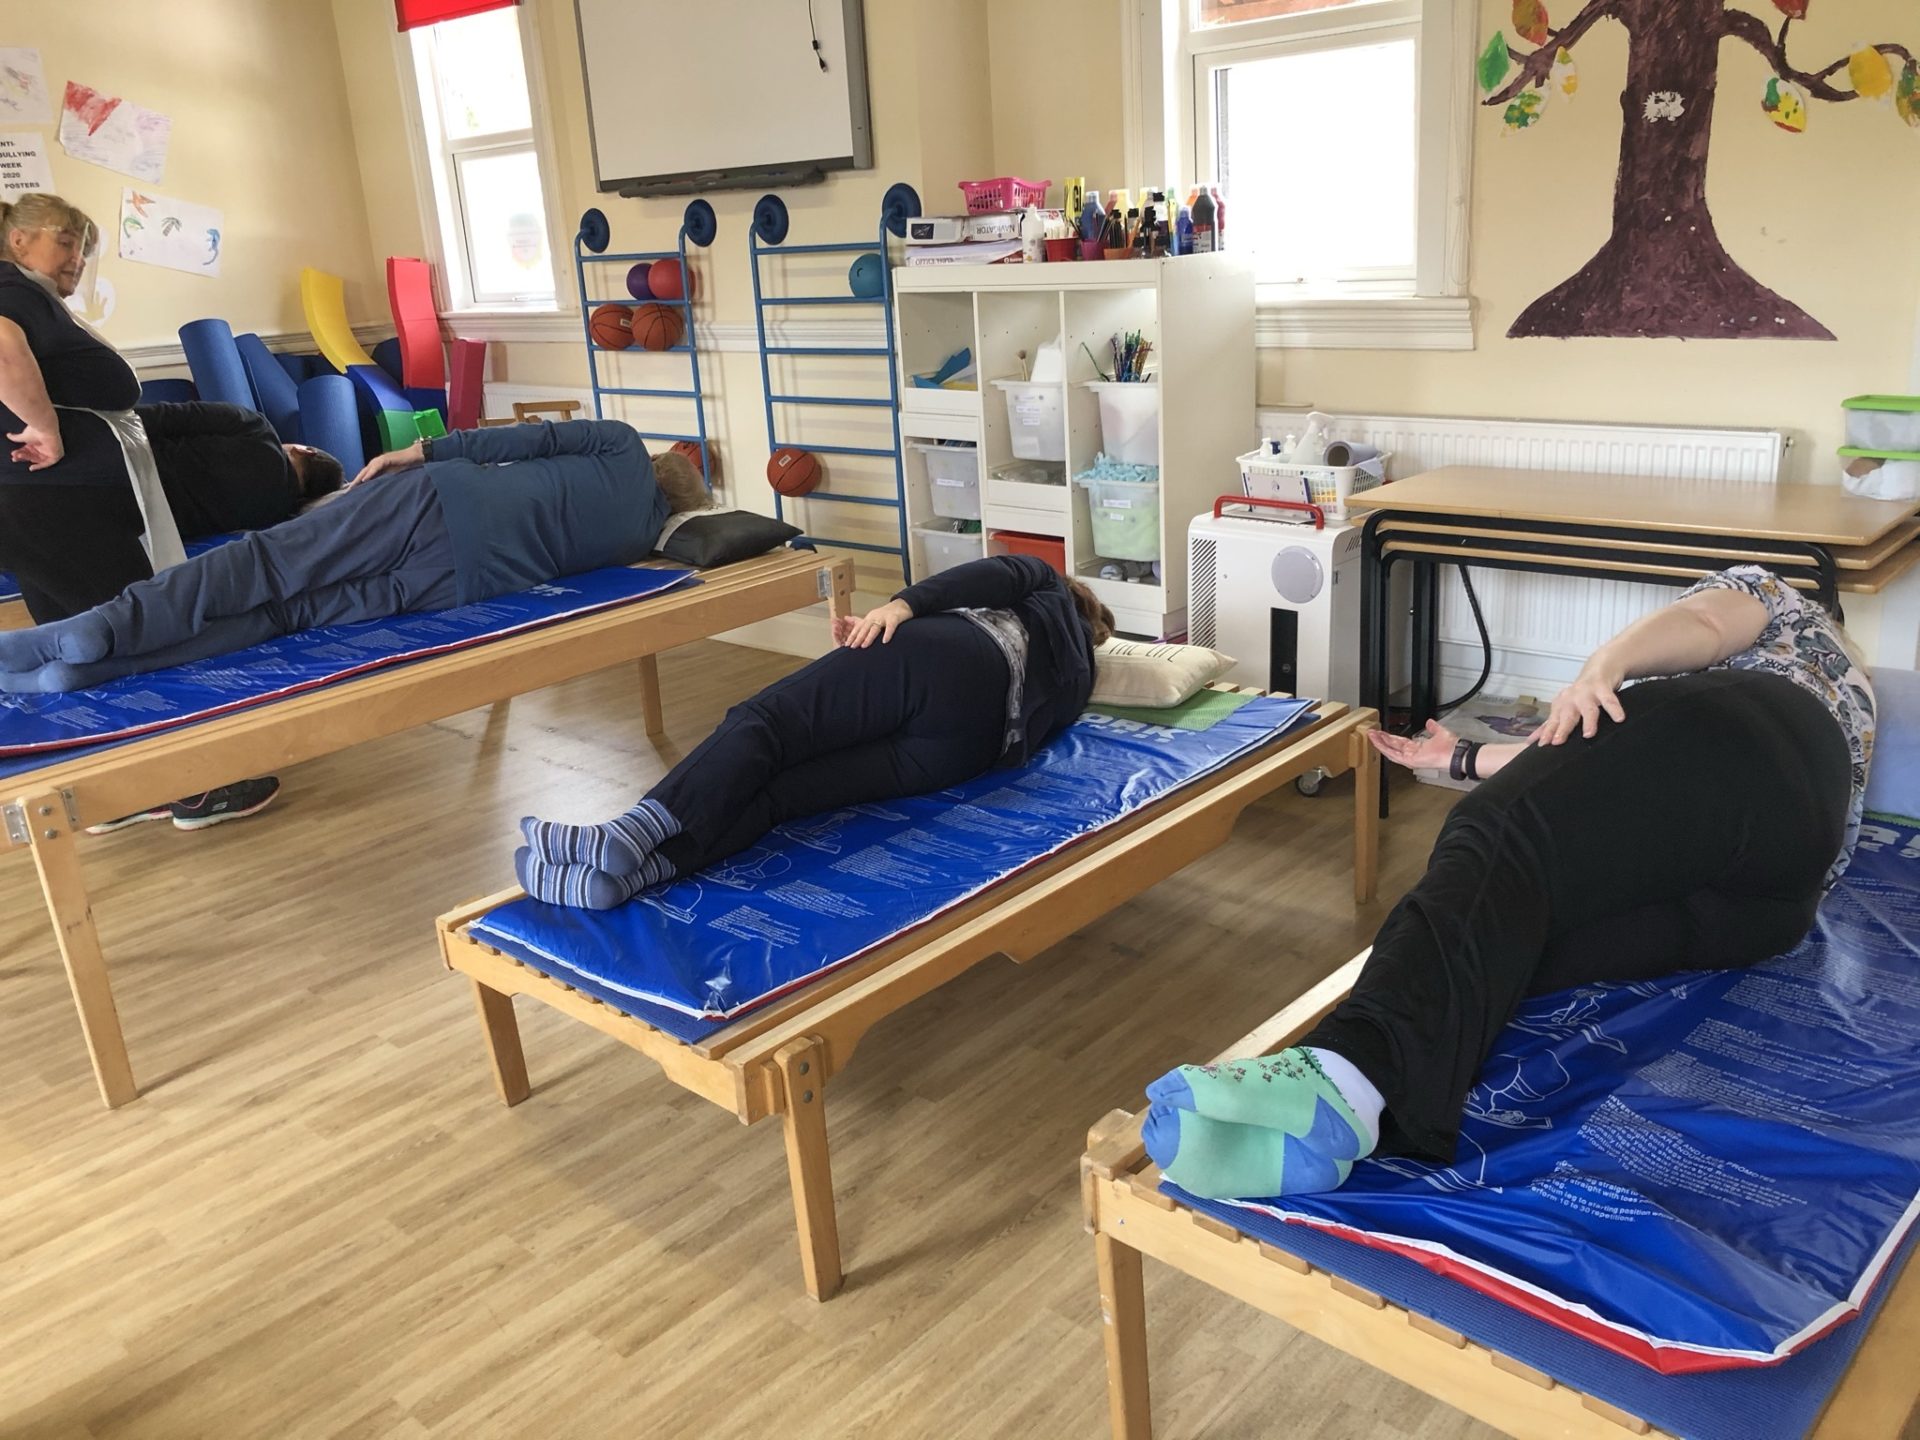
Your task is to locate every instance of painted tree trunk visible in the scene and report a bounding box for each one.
[1509,0,1834,340]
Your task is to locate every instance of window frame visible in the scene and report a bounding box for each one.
[391,2,569,323]
[1122,0,1474,349]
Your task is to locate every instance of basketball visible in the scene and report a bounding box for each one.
[632,303,684,351]
[767,447,821,496]
[647,258,695,302]
[624,261,653,300]
[589,303,634,350]
[670,439,716,483]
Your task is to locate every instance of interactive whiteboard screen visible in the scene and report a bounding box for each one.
[574,0,872,193]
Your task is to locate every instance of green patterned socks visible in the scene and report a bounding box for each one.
[1142,1047,1384,1200]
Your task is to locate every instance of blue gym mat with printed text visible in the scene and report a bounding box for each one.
[1160,816,1920,1433]
[0,565,697,779]
[470,695,1321,1042]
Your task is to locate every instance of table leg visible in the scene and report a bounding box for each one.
[1350,723,1380,906]
[775,1035,843,1300]
[19,793,137,1108]
[470,979,530,1105]
[1410,558,1434,733]
[635,653,665,739]
[1096,1231,1153,1440]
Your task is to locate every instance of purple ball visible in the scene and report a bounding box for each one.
[625,262,653,300]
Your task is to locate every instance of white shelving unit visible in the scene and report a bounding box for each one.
[892,254,1255,640]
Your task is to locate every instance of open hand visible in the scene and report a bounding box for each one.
[349,439,426,489]
[1536,668,1626,745]
[1366,720,1459,773]
[836,598,914,648]
[7,420,63,471]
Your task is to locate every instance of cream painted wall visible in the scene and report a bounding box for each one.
[1269,0,1920,483]
[986,0,1126,195]
[9,0,382,348]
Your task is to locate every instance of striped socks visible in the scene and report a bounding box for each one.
[513,845,678,910]
[519,797,680,876]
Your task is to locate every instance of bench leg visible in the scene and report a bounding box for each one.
[470,979,530,1105]
[1350,725,1380,906]
[1096,1231,1153,1440]
[20,793,136,1109]
[775,1036,843,1300]
[636,654,665,739]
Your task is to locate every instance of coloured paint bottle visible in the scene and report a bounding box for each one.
[1191,188,1216,254]
[1208,184,1226,249]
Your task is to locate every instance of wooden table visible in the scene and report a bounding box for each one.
[1348,468,1920,773]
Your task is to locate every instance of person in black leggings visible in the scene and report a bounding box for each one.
[1144,565,1874,1200]
[515,554,1114,910]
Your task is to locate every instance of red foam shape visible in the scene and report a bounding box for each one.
[386,257,446,390]
[448,337,486,432]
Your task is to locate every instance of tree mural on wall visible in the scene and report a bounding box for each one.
[1481,1,1917,339]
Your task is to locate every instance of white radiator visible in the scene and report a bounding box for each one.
[1257,410,1788,698]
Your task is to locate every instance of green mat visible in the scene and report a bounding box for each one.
[1089,688,1260,731]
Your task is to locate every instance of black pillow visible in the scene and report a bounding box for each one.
[655,508,802,567]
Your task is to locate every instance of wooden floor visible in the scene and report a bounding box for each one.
[0,639,1481,1440]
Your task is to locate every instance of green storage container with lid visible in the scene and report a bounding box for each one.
[1839,395,1920,501]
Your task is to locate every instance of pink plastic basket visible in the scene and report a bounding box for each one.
[957,177,1051,214]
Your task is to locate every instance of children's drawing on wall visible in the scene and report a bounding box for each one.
[59,80,170,184]
[0,48,51,124]
[119,189,222,278]
[1480,1,1917,340]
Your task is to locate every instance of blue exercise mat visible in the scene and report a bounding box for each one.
[0,565,697,778]
[471,695,1322,1039]
[1169,815,1920,1388]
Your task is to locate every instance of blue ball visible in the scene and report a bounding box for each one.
[848,253,884,299]
[625,262,653,300]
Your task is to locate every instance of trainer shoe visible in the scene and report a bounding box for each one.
[84,804,173,836]
[170,776,282,831]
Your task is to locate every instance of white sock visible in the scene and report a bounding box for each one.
[1305,1046,1386,1151]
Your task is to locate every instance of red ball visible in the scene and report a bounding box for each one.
[589,303,634,350]
[647,258,694,301]
[670,439,716,483]
[632,303,684,351]
[767,446,821,496]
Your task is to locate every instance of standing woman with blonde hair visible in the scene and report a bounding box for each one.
[0,193,274,830]
[0,191,185,621]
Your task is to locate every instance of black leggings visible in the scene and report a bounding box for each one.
[0,478,152,623]
[1303,668,1852,1161]
[652,613,1010,876]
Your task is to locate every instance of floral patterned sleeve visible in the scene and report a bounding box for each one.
[1678,564,1797,649]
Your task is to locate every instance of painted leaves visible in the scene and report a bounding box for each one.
[1849,47,1895,101]
[1762,76,1808,132]
[1899,63,1920,127]
[1477,32,1511,95]
[1770,0,1808,18]
[1512,0,1550,46]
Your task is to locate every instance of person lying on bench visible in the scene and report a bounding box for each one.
[0,419,702,692]
[514,553,1115,909]
[1144,566,1873,1201]
[137,400,345,537]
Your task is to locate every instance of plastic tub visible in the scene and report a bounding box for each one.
[958,177,1050,213]
[1083,381,1160,466]
[1076,474,1161,561]
[1237,446,1389,520]
[917,521,982,578]
[989,529,1066,574]
[992,379,1066,461]
[1844,395,1920,454]
[910,441,981,520]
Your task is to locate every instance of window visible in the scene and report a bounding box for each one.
[1133,0,1474,347]
[404,6,559,310]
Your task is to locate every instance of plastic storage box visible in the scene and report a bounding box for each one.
[1084,381,1160,466]
[1077,474,1161,561]
[917,520,983,577]
[989,529,1066,574]
[958,177,1050,214]
[992,379,1066,461]
[911,441,982,520]
[1841,395,1920,501]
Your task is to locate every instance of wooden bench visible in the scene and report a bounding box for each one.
[437,696,1381,1301]
[4,549,854,1110]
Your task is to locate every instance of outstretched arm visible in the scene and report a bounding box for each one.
[836,554,1062,649]
[135,401,274,444]
[1368,720,1526,779]
[431,418,644,467]
[1535,586,1769,745]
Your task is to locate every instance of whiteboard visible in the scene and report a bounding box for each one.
[574,0,872,194]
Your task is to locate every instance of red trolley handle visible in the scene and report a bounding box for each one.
[1212,494,1326,529]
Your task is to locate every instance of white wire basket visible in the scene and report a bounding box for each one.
[1236,447,1389,519]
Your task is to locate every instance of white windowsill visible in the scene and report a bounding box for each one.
[442,307,579,344]
[1255,294,1475,351]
